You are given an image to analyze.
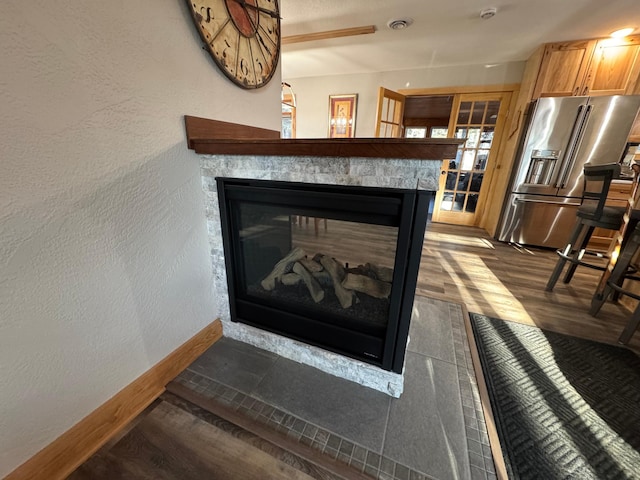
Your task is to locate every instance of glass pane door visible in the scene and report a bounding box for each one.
[433,93,509,225]
[375,87,405,138]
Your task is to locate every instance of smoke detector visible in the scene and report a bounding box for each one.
[480,7,497,20]
[387,18,413,30]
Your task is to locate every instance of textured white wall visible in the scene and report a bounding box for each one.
[285,62,525,138]
[0,0,280,476]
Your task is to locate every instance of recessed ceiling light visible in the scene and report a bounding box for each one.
[610,27,634,38]
[387,18,413,30]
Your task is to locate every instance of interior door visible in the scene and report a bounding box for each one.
[375,87,406,137]
[432,93,510,225]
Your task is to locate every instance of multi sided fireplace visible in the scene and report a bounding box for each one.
[217,177,432,373]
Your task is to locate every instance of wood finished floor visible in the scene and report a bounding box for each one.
[70,220,640,478]
[70,393,349,480]
[291,218,640,353]
[419,222,640,354]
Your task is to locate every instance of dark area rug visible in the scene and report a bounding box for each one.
[469,313,640,480]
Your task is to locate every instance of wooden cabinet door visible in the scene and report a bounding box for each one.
[582,35,640,96]
[629,115,640,143]
[533,40,596,98]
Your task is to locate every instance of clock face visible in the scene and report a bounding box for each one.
[186,0,280,89]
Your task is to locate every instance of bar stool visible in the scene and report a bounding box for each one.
[546,163,623,291]
[293,216,328,236]
[590,222,640,344]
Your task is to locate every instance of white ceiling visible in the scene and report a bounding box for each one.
[280,0,640,80]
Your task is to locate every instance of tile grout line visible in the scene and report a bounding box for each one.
[377,394,393,467]
[173,370,438,480]
[179,296,495,480]
[252,354,281,399]
[445,302,476,480]
[450,300,498,480]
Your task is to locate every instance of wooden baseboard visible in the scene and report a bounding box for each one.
[5,319,223,480]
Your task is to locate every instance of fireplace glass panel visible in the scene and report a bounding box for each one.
[236,201,398,336]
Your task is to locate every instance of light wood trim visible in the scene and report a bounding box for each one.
[479,89,519,234]
[6,320,223,480]
[374,87,406,137]
[633,63,640,95]
[480,45,544,236]
[432,92,512,226]
[473,92,512,226]
[282,25,375,45]
[459,302,510,480]
[282,93,296,139]
[399,84,520,96]
[629,105,640,142]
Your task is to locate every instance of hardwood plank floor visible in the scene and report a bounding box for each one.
[69,398,334,480]
[292,219,639,352]
[70,220,639,479]
[419,222,640,353]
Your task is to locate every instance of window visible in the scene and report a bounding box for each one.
[405,127,427,138]
[405,126,448,139]
[430,127,448,138]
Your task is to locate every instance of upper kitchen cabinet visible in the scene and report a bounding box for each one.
[532,35,640,99]
[585,35,640,96]
[533,40,596,98]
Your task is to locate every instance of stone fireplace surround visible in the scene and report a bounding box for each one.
[187,117,459,397]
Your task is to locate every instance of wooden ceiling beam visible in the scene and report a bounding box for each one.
[282,25,376,45]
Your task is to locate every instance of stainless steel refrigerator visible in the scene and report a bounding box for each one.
[497,95,640,248]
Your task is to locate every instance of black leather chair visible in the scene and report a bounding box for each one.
[546,163,623,291]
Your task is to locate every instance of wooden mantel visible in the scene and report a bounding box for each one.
[185,115,463,160]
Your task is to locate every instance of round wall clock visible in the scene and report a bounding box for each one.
[186,0,280,89]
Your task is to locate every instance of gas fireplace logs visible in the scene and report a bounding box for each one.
[318,254,355,309]
[292,262,325,303]
[260,248,393,309]
[260,247,306,290]
[342,273,391,299]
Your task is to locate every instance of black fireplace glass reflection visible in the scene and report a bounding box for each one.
[238,202,398,337]
[217,178,431,373]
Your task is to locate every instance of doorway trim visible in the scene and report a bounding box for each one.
[399,83,520,96]
[399,84,521,233]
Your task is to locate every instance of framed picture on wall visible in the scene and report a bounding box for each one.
[328,94,357,138]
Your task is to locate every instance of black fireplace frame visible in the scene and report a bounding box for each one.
[217,177,432,373]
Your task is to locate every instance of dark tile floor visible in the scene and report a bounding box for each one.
[176,296,497,480]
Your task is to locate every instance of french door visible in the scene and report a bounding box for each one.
[432,93,510,225]
[374,87,405,137]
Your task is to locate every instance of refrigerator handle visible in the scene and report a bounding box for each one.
[514,197,582,206]
[555,105,591,189]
